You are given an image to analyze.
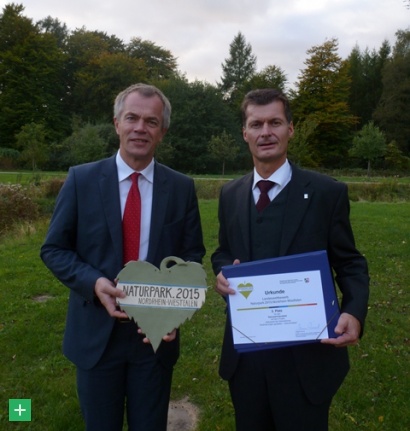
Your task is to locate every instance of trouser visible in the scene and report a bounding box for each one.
[229,348,332,431]
[76,320,173,431]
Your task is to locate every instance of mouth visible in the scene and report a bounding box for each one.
[257,141,277,148]
[130,138,149,145]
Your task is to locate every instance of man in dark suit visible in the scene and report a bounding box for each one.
[211,89,369,431]
[41,83,205,431]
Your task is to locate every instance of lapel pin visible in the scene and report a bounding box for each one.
[304,193,309,199]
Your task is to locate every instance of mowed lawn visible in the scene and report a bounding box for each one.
[0,201,409,430]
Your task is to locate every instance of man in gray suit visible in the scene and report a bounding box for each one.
[41,83,205,431]
[212,89,369,431]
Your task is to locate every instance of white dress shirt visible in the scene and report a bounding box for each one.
[116,151,154,261]
[252,159,292,205]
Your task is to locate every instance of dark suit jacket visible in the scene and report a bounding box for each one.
[41,155,205,370]
[211,164,369,404]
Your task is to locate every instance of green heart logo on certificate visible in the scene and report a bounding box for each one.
[116,256,207,352]
[237,282,253,299]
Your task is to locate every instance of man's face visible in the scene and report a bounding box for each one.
[243,100,294,170]
[114,92,166,170]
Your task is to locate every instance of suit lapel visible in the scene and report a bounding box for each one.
[279,166,314,255]
[99,156,123,266]
[235,174,253,261]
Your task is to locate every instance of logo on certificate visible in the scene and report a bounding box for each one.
[237,282,253,299]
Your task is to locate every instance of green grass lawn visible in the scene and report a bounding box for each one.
[1,170,410,185]
[0,201,409,430]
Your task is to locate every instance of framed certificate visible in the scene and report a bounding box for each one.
[222,250,340,352]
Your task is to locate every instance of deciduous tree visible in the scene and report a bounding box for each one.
[15,122,48,170]
[292,38,357,167]
[0,4,68,148]
[288,117,318,168]
[127,37,178,79]
[349,121,386,175]
[159,77,240,173]
[208,130,239,175]
[244,65,287,93]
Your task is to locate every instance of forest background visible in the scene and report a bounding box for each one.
[1,3,410,176]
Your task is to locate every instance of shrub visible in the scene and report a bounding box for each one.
[0,147,20,169]
[0,184,40,235]
[40,178,65,199]
[348,181,410,202]
[194,179,230,199]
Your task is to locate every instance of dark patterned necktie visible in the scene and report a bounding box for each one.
[256,180,274,212]
[122,172,141,264]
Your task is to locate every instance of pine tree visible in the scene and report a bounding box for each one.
[374,29,410,156]
[220,32,256,102]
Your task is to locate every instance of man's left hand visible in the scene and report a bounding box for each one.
[321,312,361,347]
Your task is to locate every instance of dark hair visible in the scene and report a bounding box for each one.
[114,83,171,130]
[241,89,292,125]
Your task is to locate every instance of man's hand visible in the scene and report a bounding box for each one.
[94,277,128,319]
[215,259,240,297]
[321,312,361,347]
[138,328,177,344]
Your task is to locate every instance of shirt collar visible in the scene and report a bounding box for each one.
[253,159,292,190]
[116,151,155,183]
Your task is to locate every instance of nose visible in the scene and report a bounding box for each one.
[133,119,147,133]
[261,122,272,136]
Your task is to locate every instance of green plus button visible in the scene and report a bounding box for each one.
[9,399,32,422]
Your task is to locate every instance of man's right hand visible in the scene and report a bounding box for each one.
[94,277,128,318]
[214,259,240,297]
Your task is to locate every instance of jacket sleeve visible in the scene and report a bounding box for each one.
[327,183,370,331]
[40,167,106,302]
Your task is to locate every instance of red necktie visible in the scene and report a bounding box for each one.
[256,180,274,212]
[122,173,141,265]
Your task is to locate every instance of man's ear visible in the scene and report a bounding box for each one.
[113,117,120,135]
[242,127,248,143]
[288,121,294,138]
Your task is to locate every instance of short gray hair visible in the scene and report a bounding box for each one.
[113,83,171,130]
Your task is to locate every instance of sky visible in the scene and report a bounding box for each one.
[8,0,410,89]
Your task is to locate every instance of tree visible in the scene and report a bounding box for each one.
[63,123,108,165]
[384,140,410,171]
[288,117,318,168]
[244,65,287,93]
[73,52,147,123]
[349,121,386,176]
[292,38,357,167]
[0,4,68,148]
[37,16,69,48]
[65,28,127,118]
[347,42,391,129]
[374,29,410,156]
[127,37,178,79]
[208,130,239,175]
[15,122,48,170]
[0,3,32,52]
[158,77,240,173]
[219,32,256,102]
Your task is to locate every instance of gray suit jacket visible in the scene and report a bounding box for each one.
[211,164,369,403]
[41,155,205,370]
